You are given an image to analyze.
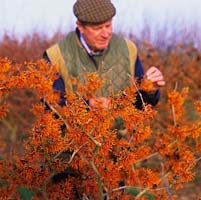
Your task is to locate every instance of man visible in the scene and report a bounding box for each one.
[43,0,165,110]
[43,0,165,186]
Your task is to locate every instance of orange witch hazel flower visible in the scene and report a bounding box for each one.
[167,87,189,121]
[168,87,189,106]
[140,76,155,92]
[71,72,105,99]
[0,57,11,73]
[194,100,201,115]
[0,105,8,120]
[135,168,159,189]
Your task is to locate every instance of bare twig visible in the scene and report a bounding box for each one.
[160,161,173,200]
[82,194,90,200]
[85,126,102,148]
[53,150,65,160]
[171,82,178,127]
[88,161,104,200]
[128,74,146,110]
[45,101,69,129]
[42,172,56,200]
[105,185,171,195]
[135,152,158,165]
[135,189,147,199]
[76,92,92,110]
[68,142,88,164]
[195,156,201,163]
[171,104,177,127]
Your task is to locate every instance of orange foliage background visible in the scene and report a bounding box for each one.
[0,31,200,199]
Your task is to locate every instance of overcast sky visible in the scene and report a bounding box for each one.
[1,0,201,39]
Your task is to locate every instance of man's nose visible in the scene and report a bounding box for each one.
[101,28,110,37]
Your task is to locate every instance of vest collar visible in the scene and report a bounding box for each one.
[76,28,105,56]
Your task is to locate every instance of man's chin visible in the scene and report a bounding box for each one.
[97,44,108,51]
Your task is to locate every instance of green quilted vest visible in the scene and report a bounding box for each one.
[45,32,137,97]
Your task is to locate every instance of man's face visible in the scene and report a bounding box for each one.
[77,19,113,52]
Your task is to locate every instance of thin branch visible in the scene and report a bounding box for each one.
[129,75,146,111]
[42,172,56,200]
[68,142,88,164]
[160,161,173,200]
[102,171,172,198]
[135,172,171,199]
[105,185,171,195]
[45,101,69,129]
[102,185,109,200]
[171,82,178,127]
[135,189,147,199]
[52,141,88,162]
[188,156,201,170]
[82,194,90,200]
[195,156,201,163]
[135,152,158,165]
[171,104,177,127]
[76,92,92,110]
[88,161,104,200]
[53,150,65,160]
[85,126,102,148]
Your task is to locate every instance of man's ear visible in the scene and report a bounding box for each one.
[76,20,84,33]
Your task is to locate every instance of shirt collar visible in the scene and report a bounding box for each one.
[79,32,104,56]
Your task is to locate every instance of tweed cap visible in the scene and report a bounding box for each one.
[73,0,116,24]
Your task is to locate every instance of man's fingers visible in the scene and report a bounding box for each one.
[156,80,166,86]
[146,66,159,77]
[147,74,164,82]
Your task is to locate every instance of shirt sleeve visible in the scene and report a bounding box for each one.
[43,52,66,107]
[134,55,160,109]
[134,55,144,80]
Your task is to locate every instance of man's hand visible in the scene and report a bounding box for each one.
[145,66,165,90]
[89,97,110,109]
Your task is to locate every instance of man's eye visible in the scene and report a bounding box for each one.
[96,26,102,29]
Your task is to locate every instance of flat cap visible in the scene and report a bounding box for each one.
[73,0,116,24]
